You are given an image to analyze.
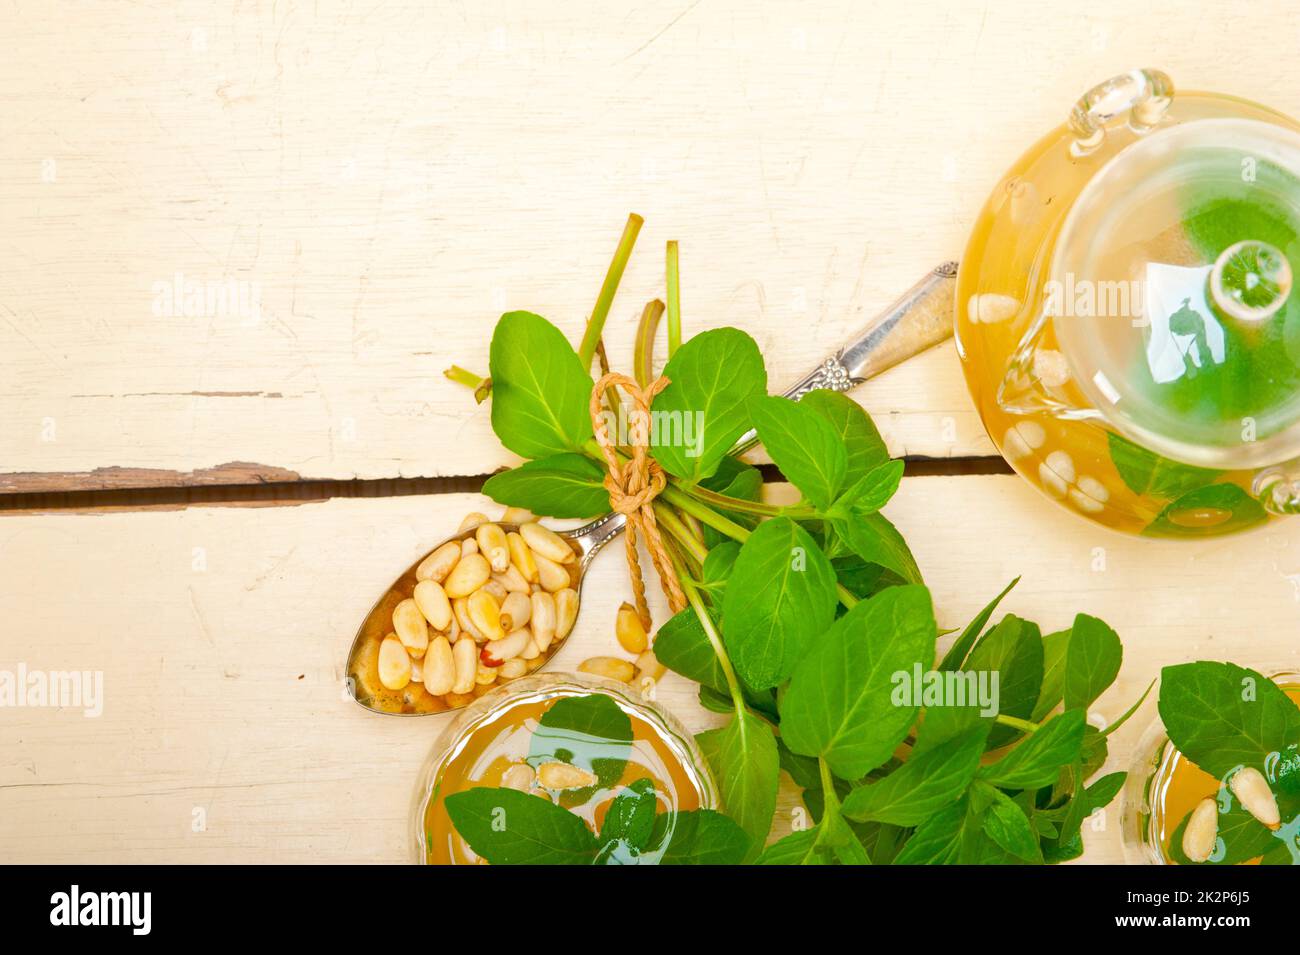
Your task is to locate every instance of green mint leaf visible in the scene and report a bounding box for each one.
[797,775,852,825]
[1081,724,1109,778]
[1103,678,1155,736]
[1063,614,1123,711]
[654,607,729,695]
[756,826,831,865]
[444,787,598,864]
[480,453,608,519]
[698,684,734,715]
[488,311,594,459]
[597,778,659,853]
[978,784,1044,862]
[698,459,763,549]
[972,615,1044,749]
[646,809,751,864]
[697,708,780,856]
[720,517,838,690]
[1041,828,1083,864]
[830,555,890,601]
[780,585,936,779]
[1031,627,1072,721]
[1158,661,1300,777]
[529,694,633,792]
[822,807,872,865]
[831,511,923,585]
[699,454,763,495]
[651,328,767,483]
[1085,770,1127,812]
[1145,484,1266,538]
[1261,842,1296,865]
[697,540,741,602]
[938,577,1019,672]
[748,394,847,510]
[776,738,823,792]
[829,460,904,517]
[842,725,988,825]
[918,615,1043,754]
[799,389,890,480]
[891,798,970,864]
[1107,432,1221,499]
[1167,798,1280,865]
[859,821,909,865]
[977,709,1087,790]
[1047,771,1126,860]
[899,793,1029,865]
[962,824,1030,864]
[912,701,982,757]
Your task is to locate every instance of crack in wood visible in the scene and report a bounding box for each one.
[0,459,1011,515]
[0,461,305,494]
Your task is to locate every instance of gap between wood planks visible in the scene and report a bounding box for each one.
[0,458,1012,515]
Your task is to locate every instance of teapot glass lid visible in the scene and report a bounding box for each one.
[1052,118,1300,469]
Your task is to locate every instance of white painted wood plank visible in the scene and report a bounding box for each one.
[6,1,1300,484]
[4,479,1300,862]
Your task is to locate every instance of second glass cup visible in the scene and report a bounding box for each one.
[411,672,717,865]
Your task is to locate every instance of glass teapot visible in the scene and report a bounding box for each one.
[957,69,1300,537]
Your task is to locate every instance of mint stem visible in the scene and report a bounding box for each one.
[661,485,752,541]
[665,488,857,608]
[663,485,859,610]
[689,483,818,519]
[445,365,492,403]
[678,565,747,714]
[444,365,484,389]
[813,756,847,850]
[578,213,644,370]
[588,444,858,610]
[633,298,666,388]
[681,510,706,543]
[653,503,710,565]
[994,714,1040,734]
[666,240,682,357]
[818,757,837,804]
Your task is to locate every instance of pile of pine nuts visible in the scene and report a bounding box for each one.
[353,508,579,713]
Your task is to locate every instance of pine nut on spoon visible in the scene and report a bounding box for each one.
[345,511,625,715]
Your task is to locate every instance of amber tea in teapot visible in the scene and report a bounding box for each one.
[957,70,1300,536]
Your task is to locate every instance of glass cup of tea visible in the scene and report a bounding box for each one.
[410,671,718,864]
[1122,669,1300,865]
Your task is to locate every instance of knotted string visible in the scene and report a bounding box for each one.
[589,372,686,630]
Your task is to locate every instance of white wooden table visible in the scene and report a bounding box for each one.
[3,0,1300,863]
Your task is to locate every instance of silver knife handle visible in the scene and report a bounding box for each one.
[787,261,957,397]
[732,261,957,454]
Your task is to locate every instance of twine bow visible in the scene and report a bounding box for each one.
[589,372,686,631]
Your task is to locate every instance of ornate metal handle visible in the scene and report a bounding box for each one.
[565,510,627,570]
[731,262,957,454]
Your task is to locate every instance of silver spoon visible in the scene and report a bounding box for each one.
[347,262,957,715]
[345,512,626,715]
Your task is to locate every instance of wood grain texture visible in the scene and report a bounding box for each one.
[6,0,1300,867]
[5,481,1300,862]
[7,0,1300,488]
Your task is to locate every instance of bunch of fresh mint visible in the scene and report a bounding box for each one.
[444,265,1144,861]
